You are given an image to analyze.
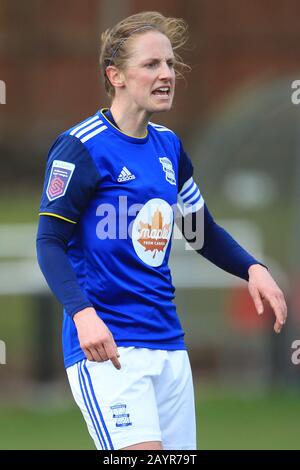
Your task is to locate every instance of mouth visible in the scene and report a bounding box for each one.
[151,86,171,98]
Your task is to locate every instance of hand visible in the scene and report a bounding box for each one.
[73,307,121,369]
[248,264,287,334]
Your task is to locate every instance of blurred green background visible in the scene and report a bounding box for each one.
[2,388,300,450]
[1,0,300,450]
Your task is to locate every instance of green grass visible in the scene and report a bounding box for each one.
[0,389,299,450]
[197,388,300,450]
[0,405,94,450]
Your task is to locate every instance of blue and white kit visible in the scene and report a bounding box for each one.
[37,109,260,449]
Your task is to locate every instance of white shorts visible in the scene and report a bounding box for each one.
[66,347,196,450]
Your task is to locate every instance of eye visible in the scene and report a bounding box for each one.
[145,62,158,68]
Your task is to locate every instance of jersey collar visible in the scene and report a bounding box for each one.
[98,108,149,144]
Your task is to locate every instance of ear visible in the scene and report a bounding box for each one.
[106,66,125,90]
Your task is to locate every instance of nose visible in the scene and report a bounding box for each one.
[158,61,173,81]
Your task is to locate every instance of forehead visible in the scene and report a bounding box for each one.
[127,31,174,61]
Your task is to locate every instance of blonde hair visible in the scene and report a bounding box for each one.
[99,11,190,98]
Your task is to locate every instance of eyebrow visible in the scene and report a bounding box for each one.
[142,57,175,63]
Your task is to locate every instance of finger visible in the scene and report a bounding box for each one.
[89,347,105,362]
[250,287,264,315]
[104,342,121,370]
[274,318,282,334]
[279,295,288,324]
[266,295,286,335]
[269,296,286,326]
[95,346,109,362]
[84,348,95,362]
[111,355,121,370]
[108,332,120,357]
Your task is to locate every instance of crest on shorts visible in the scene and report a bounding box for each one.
[159,157,176,185]
[110,403,132,427]
[46,160,75,201]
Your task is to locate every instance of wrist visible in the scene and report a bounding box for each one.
[73,307,96,322]
[248,263,267,277]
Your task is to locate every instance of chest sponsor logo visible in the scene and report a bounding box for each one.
[46,160,75,201]
[159,157,176,185]
[132,198,173,267]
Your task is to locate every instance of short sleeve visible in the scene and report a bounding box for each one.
[177,141,204,216]
[39,134,101,223]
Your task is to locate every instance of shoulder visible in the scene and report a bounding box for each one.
[148,121,178,141]
[46,112,110,162]
[148,121,180,149]
[62,111,109,145]
[148,121,175,134]
[46,113,109,169]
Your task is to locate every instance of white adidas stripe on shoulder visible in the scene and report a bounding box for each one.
[80,125,108,143]
[149,122,174,133]
[70,115,99,136]
[69,115,108,143]
[74,120,103,138]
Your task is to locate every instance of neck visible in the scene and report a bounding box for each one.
[110,101,151,138]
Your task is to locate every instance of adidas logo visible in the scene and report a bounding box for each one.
[117,166,136,182]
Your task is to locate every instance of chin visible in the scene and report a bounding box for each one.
[155,107,171,114]
[157,103,173,113]
[148,102,173,114]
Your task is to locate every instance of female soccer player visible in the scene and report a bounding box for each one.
[36,11,287,450]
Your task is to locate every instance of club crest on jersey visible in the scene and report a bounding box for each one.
[46,160,75,201]
[159,157,176,185]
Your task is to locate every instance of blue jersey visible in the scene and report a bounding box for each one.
[39,109,204,368]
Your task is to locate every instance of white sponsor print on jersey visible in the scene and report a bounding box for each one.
[117,166,136,183]
[132,198,173,267]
